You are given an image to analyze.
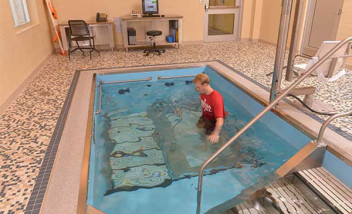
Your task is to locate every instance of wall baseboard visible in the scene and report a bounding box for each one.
[182,40,204,45]
[113,40,205,50]
[0,51,54,115]
[240,38,260,42]
[258,39,277,47]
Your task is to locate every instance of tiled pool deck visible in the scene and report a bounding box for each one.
[0,41,351,213]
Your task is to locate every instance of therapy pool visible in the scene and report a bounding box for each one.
[86,66,311,214]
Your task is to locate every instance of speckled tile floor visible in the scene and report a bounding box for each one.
[0,41,351,213]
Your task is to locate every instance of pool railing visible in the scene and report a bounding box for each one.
[196,36,352,214]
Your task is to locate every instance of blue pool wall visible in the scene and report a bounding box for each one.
[322,151,352,189]
[96,67,203,83]
[95,66,311,150]
[95,67,203,115]
[203,66,311,149]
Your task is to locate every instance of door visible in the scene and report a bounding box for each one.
[204,0,242,42]
[302,0,344,56]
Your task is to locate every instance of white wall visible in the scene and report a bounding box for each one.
[0,0,53,107]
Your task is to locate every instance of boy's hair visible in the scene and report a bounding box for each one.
[193,73,210,84]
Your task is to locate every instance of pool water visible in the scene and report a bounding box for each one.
[88,66,311,214]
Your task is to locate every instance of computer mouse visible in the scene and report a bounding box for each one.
[161,15,165,17]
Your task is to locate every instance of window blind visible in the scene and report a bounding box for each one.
[9,0,30,27]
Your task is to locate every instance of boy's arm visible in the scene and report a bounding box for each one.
[213,118,224,135]
[208,118,223,144]
[208,92,225,143]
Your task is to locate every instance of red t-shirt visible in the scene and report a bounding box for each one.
[201,90,228,121]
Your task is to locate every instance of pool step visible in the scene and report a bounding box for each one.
[266,177,336,214]
[231,200,279,214]
[296,167,352,214]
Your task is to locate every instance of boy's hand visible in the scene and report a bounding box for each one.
[208,133,220,144]
[208,118,223,144]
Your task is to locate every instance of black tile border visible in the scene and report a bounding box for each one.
[24,70,81,214]
[23,60,351,214]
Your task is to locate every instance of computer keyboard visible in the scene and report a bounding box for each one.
[142,14,161,17]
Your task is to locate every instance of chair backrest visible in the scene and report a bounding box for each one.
[315,41,351,76]
[68,20,90,36]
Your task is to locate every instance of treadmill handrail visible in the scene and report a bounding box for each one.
[95,77,152,114]
[317,110,352,146]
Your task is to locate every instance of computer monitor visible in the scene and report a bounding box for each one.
[142,0,159,15]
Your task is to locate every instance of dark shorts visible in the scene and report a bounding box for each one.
[196,116,216,135]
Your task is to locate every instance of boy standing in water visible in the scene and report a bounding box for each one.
[193,73,228,144]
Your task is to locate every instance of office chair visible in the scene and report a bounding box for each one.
[68,20,100,60]
[144,30,165,56]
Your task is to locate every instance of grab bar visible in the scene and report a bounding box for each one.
[157,74,197,79]
[95,77,152,115]
[95,81,102,114]
[102,76,152,85]
[92,117,97,145]
[317,110,352,146]
[196,36,352,214]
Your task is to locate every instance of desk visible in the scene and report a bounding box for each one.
[120,15,183,51]
[59,21,114,51]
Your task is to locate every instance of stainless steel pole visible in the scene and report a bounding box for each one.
[286,0,304,82]
[269,0,294,102]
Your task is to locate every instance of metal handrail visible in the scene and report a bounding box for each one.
[95,77,153,114]
[95,81,102,114]
[317,110,352,146]
[157,74,197,79]
[196,36,352,214]
[102,77,152,85]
